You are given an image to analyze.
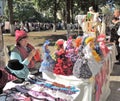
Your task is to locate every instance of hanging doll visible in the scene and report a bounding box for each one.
[53,39,73,75]
[39,40,55,72]
[97,34,110,57]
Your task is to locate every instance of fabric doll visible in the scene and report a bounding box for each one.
[53,39,73,75]
[65,37,78,63]
[39,40,55,72]
[74,36,82,53]
[85,37,101,62]
[73,36,93,78]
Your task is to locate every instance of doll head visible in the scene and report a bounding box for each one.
[75,36,82,48]
[55,39,64,50]
[66,36,74,50]
[43,40,50,53]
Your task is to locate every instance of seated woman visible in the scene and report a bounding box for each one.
[10,30,41,74]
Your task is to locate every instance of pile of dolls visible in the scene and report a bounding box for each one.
[40,34,110,79]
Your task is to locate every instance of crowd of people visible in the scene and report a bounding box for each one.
[1,21,78,33]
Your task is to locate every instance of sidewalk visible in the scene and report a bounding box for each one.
[107,63,120,101]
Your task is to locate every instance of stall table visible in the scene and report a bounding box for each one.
[2,43,116,101]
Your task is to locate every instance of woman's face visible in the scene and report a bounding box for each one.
[19,37,28,47]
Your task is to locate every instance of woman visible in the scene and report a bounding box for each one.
[110,9,120,63]
[10,30,41,74]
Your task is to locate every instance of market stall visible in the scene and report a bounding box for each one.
[42,46,114,101]
[2,37,116,101]
[1,7,117,100]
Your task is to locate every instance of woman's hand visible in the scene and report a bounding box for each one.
[27,49,36,62]
[30,49,36,57]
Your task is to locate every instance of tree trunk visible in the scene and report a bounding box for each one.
[70,0,74,24]
[53,0,57,32]
[66,0,70,24]
[8,0,14,36]
[0,25,5,67]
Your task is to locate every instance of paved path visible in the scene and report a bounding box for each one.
[107,63,120,101]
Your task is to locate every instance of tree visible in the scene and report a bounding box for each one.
[7,0,14,35]
[33,0,59,31]
[66,0,70,24]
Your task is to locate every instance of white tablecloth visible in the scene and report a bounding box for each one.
[3,43,116,101]
[42,43,116,101]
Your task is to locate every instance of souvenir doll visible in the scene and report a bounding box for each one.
[65,37,78,63]
[39,40,55,72]
[74,36,82,54]
[53,39,73,75]
[85,37,101,62]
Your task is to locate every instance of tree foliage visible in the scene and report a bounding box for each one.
[4,0,120,23]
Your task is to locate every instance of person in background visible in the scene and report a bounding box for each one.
[10,30,42,75]
[110,9,120,63]
[112,9,120,24]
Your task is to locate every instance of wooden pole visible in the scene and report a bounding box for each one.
[0,25,5,67]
